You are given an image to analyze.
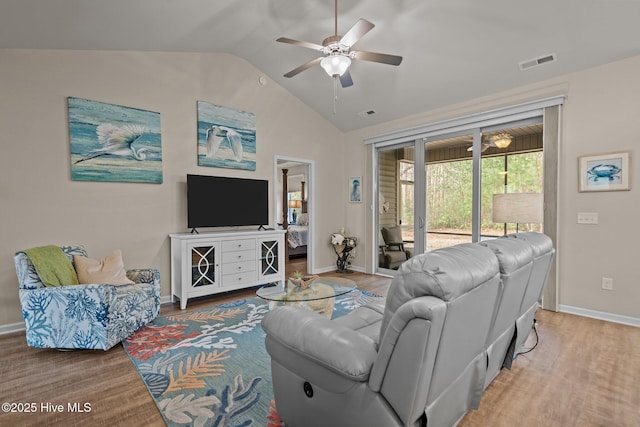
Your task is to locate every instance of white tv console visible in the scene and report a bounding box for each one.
[169,229,286,309]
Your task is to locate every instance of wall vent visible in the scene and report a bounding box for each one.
[357,109,377,118]
[518,53,557,71]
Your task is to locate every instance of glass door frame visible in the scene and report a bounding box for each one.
[371,97,563,277]
[374,142,417,276]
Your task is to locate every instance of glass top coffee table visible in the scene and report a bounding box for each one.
[256,276,356,318]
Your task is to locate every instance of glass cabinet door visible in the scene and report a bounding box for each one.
[259,239,280,279]
[189,243,219,288]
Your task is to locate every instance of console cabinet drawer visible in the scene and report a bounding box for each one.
[223,270,258,285]
[222,250,255,264]
[222,239,256,252]
[223,260,255,275]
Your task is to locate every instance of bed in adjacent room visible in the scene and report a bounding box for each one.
[287,214,308,258]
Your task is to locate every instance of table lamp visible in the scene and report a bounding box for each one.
[492,193,543,234]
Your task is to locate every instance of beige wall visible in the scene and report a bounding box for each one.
[0,49,345,327]
[343,55,640,322]
[2,48,638,328]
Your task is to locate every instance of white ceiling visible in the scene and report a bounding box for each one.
[2,0,640,132]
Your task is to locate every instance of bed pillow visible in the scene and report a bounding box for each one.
[74,250,135,286]
[296,213,309,226]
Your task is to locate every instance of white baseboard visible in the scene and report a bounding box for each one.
[559,304,640,327]
[0,322,25,335]
[312,265,365,275]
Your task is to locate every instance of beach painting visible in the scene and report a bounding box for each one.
[69,97,163,183]
[197,101,256,171]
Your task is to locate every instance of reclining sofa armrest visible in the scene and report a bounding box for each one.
[262,306,378,381]
[368,296,447,425]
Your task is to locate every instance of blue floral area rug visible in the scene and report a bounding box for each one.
[122,290,383,426]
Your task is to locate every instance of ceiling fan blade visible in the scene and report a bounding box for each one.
[468,143,491,152]
[339,19,375,47]
[283,57,323,78]
[339,70,354,88]
[276,37,324,51]
[353,50,403,66]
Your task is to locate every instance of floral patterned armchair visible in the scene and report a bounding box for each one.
[15,245,160,350]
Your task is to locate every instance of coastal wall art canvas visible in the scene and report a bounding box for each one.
[197,101,256,171]
[69,97,163,183]
[349,177,362,203]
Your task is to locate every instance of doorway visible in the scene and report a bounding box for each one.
[274,156,314,276]
[369,98,561,310]
[375,121,546,273]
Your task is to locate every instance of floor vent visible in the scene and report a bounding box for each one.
[518,53,557,71]
[358,109,377,118]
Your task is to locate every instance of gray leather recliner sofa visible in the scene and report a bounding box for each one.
[479,236,535,386]
[262,232,554,427]
[505,233,555,361]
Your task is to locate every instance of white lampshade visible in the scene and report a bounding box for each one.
[321,55,351,77]
[492,132,513,149]
[493,193,543,224]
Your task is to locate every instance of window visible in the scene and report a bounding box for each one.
[398,160,414,243]
[482,152,543,236]
[370,98,560,309]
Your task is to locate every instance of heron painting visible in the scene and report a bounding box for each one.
[69,97,162,183]
[197,101,256,171]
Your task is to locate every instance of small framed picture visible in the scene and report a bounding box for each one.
[578,151,631,192]
[349,177,362,203]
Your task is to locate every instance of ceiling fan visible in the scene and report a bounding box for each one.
[276,0,403,88]
[466,132,513,152]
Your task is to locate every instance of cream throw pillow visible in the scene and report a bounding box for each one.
[74,250,135,286]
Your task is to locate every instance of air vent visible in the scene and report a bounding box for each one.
[518,53,557,71]
[357,109,377,118]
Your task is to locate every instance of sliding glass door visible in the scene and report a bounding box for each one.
[424,133,475,251]
[375,121,545,274]
[376,144,416,272]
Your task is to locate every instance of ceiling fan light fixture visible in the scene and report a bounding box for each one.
[492,132,513,149]
[321,55,351,77]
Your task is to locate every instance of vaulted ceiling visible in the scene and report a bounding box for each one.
[2,0,640,132]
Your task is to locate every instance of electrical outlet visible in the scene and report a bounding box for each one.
[577,212,599,224]
[602,277,613,290]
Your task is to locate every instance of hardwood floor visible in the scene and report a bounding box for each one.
[459,310,640,427]
[1,266,639,426]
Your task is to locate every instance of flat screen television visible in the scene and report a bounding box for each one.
[187,174,269,231]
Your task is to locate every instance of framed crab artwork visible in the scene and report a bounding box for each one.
[578,151,630,192]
